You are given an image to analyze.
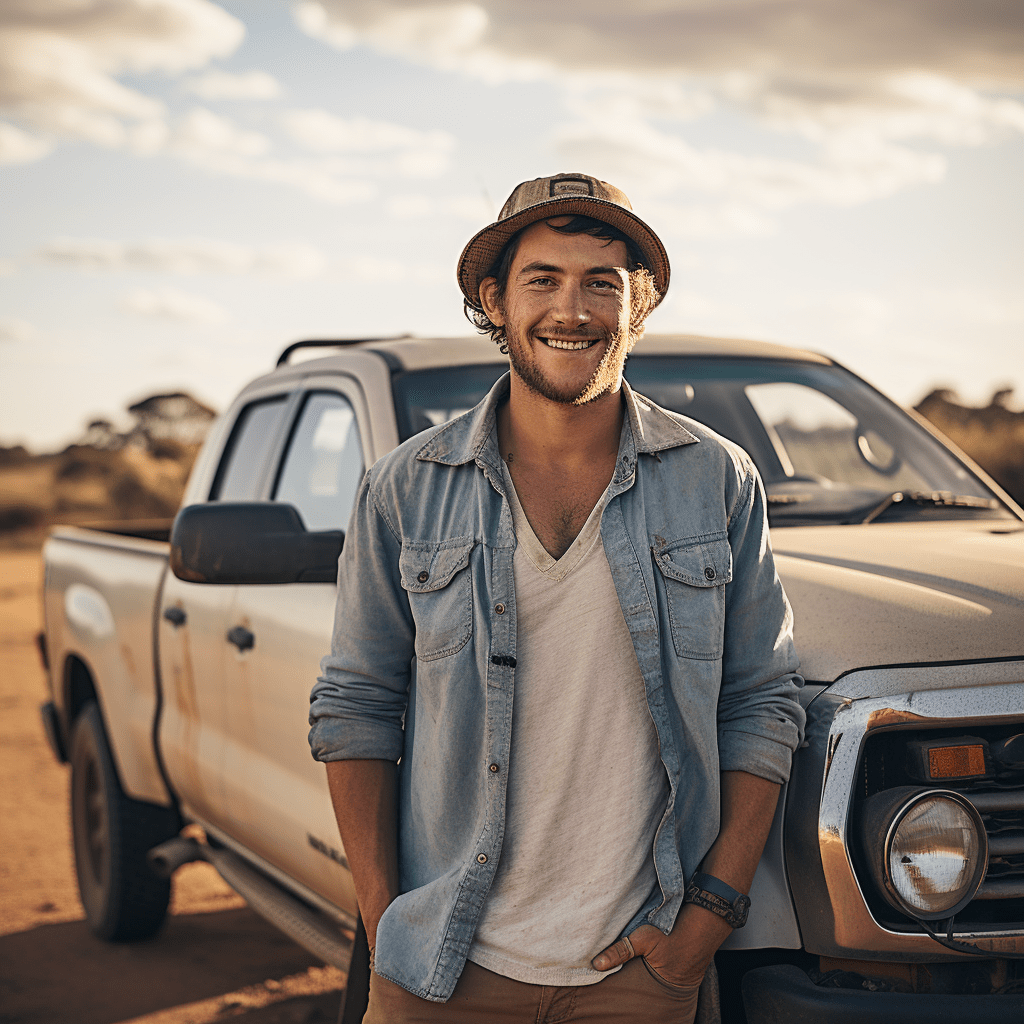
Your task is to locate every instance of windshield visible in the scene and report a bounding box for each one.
[390,355,1012,526]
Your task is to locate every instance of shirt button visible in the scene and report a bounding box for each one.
[704,567,716,581]
[417,570,429,583]
[477,853,488,864]
[489,763,499,772]
[494,603,505,615]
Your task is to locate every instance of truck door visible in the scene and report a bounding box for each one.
[214,377,368,911]
[157,391,294,831]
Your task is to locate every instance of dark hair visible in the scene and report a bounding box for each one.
[464,215,659,352]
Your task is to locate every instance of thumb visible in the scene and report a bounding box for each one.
[592,935,637,972]
[593,924,661,972]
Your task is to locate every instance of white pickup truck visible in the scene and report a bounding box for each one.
[41,334,1024,1023]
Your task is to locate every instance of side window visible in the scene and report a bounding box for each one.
[211,397,289,500]
[274,392,364,531]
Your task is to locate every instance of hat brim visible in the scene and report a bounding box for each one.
[458,195,670,310]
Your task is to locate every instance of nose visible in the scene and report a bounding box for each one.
[551,284,591,326]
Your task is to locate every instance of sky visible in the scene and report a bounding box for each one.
[1,0,1022,451]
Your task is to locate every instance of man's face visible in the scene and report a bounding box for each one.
[480,219,632,406]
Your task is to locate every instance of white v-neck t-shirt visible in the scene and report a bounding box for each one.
[467,464,669,987]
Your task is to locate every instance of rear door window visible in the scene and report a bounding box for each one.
[273,392,364,531]
[211,397,289,500]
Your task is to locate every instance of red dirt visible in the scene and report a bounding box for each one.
[0,550,346,1024]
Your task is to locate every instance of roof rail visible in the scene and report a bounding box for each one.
[276,335,413,367]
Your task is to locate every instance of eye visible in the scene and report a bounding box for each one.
[589,278,620,291]
[528,276,555,286]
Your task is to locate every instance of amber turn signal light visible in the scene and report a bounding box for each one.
[929,744,985,779]
[906,736,990,782]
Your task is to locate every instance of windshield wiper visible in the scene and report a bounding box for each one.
[851,491,1000,525]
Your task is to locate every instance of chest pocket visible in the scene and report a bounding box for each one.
[399,539,476,662]
[653,535,733,660]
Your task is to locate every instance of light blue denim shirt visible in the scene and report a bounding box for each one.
[309,373,805,1002]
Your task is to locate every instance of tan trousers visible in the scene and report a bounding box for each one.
[362,956,701,1024]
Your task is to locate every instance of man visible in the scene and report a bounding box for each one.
[309,173,805,1023]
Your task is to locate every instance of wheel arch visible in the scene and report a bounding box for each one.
[59,644,172,807]
[57,653,100,763]
[65,653,98,724]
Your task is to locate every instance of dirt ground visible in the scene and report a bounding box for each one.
[0,549,347,1024]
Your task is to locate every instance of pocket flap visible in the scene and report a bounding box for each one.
[654,536,733,588]
[400,540,476,593]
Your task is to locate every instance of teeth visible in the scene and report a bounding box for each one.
[541,337,596,350]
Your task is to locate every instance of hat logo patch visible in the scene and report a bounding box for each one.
[550,178,593,197]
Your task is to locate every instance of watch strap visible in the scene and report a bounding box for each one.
[684,871,751,928]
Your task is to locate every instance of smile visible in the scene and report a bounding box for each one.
[539,337,599,351]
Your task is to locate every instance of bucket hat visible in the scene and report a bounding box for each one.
[458,172,670,310]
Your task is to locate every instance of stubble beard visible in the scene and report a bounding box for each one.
[505,324,631,407]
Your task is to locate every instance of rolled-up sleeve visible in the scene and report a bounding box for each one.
[717,456,805,783]
[309,466,414,763]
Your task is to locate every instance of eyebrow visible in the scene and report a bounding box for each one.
[516,261,622,277]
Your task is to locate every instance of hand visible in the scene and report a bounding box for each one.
[591,905,732,988]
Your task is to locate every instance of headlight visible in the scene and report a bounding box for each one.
[858,786,988,920]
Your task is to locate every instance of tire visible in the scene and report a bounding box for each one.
[70,702,179,940]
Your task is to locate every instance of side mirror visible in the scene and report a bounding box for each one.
[170,502,343,584]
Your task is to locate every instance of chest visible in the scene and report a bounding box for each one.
[507,464,612,559]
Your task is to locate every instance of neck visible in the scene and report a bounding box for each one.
[498,371,624,471]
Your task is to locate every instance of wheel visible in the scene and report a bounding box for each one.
[70,702,179,940]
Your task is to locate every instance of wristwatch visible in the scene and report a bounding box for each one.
[683,871,751,928]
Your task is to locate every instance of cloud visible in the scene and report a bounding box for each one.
[0,4,383,205]
[0,1,244,146]
[639,201,775,239]
[171,105,270,157]
[385,193,493,221]
[0,317,37,343]
[140,107,451,202]
[297,1,1024,227]
[555,117,945,213]
[33,238,327,277]
[170,148,377,204]
[0,121,53,164]
[561,76,716,124]
[122,286,229,323]
[185,70,281,100]
[293,1,518,80]
[150,106,374,203]
[297,1,1024,88]
[280,108,455,176]
[280,109,440,152]
[723,71,1024,148]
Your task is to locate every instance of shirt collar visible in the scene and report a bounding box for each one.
[415,370,700,470]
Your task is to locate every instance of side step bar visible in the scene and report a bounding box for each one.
[148,836,354,970]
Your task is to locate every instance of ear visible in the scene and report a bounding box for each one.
[478,277,505,325]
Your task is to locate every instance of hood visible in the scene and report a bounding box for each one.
[771,520,1024,682]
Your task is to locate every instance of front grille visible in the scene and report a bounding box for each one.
[974,790,1024,902]
[852,722,1024,932]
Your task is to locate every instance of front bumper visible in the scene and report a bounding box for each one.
[742,964,1024,1024]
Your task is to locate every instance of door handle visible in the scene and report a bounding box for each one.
[163,607,186,628]
[227,625,255,652]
